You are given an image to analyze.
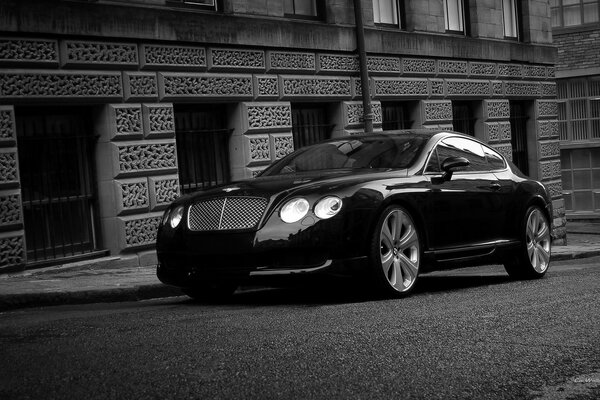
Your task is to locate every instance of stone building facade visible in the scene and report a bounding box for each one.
[551,0,600,218]
[0,0,564,271]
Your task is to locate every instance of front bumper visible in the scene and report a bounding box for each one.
[156,208,373,287]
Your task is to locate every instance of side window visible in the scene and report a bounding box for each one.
[482,144,507,170]
[437,137,488,172]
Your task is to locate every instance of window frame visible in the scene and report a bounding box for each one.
[166,0,221,11]
[502,0,520,39]
[443,0,469,35]
[551,0,600,29]
[284,0,324,21]
[373,0,405,29]
[557,77,600,143]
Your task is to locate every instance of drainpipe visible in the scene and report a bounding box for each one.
[353,0,373,133]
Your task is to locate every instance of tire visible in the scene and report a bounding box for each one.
[504,205,551,280]
[369,205,421,296]
[182,281,238,302]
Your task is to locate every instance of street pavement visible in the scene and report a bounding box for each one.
[0,221,598,311]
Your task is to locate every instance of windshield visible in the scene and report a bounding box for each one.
[260,135,428,176]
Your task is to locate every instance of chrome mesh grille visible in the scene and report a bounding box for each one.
[187,197,268,231]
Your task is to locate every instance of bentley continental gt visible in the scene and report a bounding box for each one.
[157,130,553,299]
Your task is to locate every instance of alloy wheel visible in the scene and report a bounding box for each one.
[379,209,420,292]
[526,208,551,273]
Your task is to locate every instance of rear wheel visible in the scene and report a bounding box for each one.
[504,206,551,279]
[182,281,238,302]
[369,205,421,296]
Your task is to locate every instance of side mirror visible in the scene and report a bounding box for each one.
[440,156,470,181]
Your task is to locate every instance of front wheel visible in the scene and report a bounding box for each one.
[504,206,551,279]
[369,205,421,297]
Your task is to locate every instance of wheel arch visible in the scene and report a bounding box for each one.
[367,195,431,253]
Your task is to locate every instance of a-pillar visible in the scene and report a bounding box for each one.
[95,103,180,265]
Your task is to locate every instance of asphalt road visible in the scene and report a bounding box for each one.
[1,258,599,400]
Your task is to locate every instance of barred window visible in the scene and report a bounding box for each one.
[551,0,599,27]
[557,77,600,142]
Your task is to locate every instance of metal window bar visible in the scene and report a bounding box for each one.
[382,104,413,131]
[452,103,476,136]
[291,107,334,149]
[509,103,530,176]
[17,112,100,264]
[176,128,233,194]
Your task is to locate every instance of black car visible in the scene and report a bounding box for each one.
[157,130,552,299]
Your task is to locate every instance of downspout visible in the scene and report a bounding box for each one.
[353,0,373,133]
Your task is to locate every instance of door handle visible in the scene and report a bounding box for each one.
[490,183,502,191]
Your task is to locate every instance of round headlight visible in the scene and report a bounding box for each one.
[170,205,185,229]
[314,196,342,219]
[280,198,309,223]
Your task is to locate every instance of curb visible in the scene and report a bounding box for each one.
[0,284,183,312]
[1,251,599,312]
[551,250,600,262]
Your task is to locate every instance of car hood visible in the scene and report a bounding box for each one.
[176,169,408,205]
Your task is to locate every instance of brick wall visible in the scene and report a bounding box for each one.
[554,28,600,73]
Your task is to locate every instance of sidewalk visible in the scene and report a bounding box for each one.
[1,223,599,311]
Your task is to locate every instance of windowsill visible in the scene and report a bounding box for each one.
[552,23,600,35]
[283,13,323,22]
[444,29,467,36]
[165,0,218,12]
[374,22,403,30]
[560,141,600,149]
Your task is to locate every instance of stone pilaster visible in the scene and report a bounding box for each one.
[229,102,294,179]
[0,105,25,271]
[482,99,513,162]
[535,99,566,244]
[95,103,179,256]
[417,100,453,130]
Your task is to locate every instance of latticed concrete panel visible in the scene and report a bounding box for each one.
[114,178,150,216]
[124,72,159,101]
[0,71,123,100]
[117,212,163,250]
[0,231,25,270]
[159,73,254,101]
[109,104,144,141]
[280,75,352,100]
[484,100,510,121]
[143,104,175,139]
[140,44,206,70]
[244,134,271,167]
[148,175,179,212]
[0,106,16,147]
[60,40,138,68]
[242,102,292,134]
[0,37,59,66]
[112,140,178,179]
[208,48,265,72]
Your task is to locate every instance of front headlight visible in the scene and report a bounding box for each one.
[280,198,309,223]
[169,205,185,229]
[314,196,342,219]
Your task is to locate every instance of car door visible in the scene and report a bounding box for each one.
[426,137,505,252]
